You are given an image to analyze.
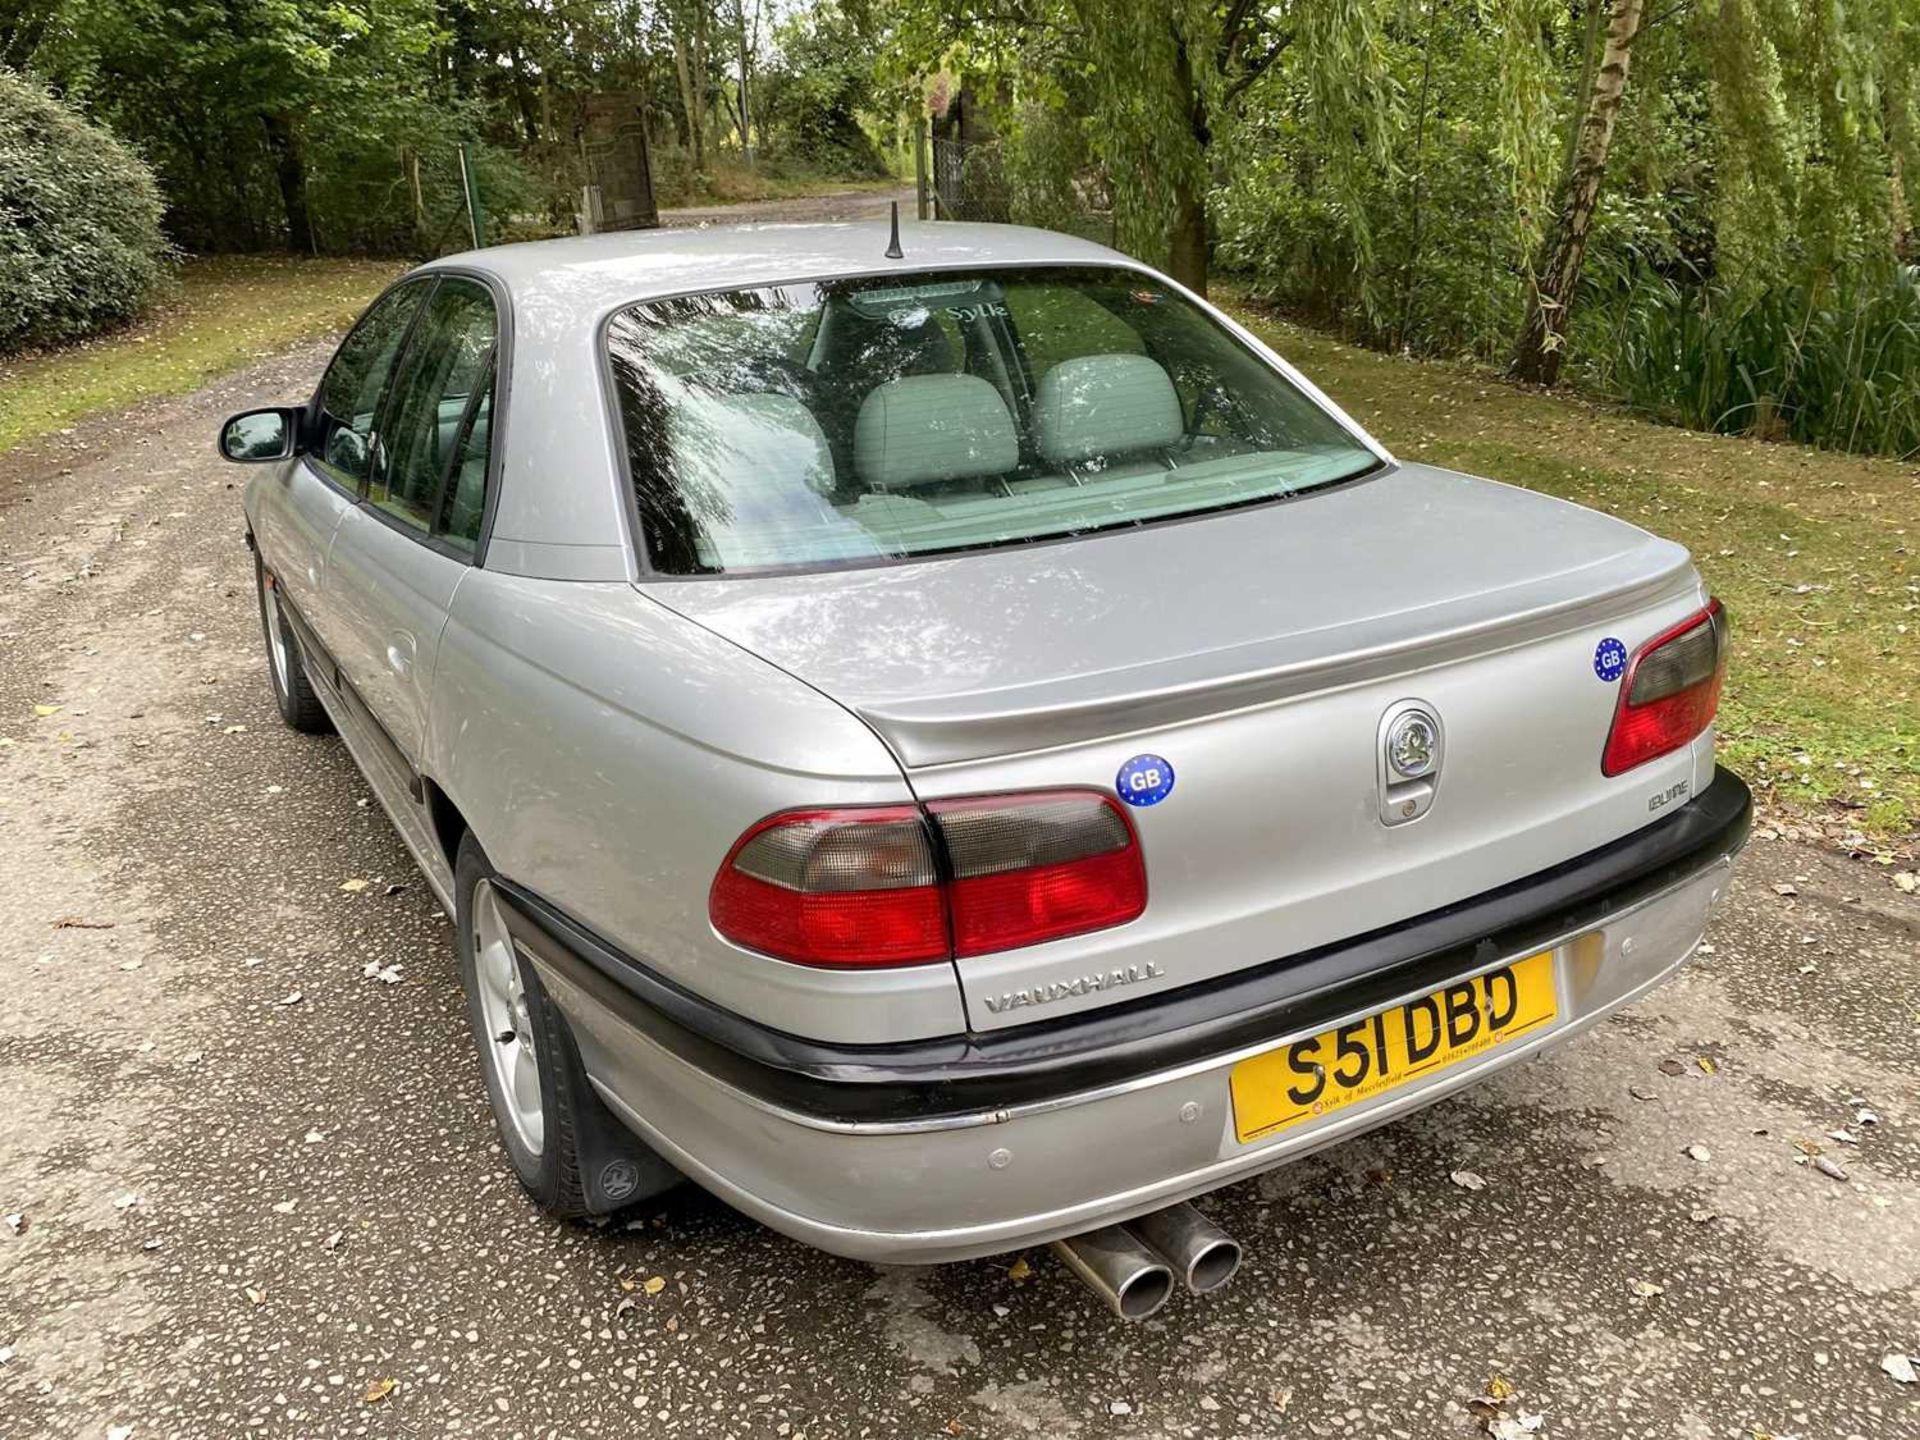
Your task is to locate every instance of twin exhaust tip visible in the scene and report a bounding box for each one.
[1049,1202,1242,1320]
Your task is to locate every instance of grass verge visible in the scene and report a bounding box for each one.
[0,255,401,460]
[1228,298,1918,846]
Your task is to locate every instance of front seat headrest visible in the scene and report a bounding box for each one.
[854,374,1018,490]
[1033,353,1184,467]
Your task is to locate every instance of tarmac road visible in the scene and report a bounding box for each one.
[0,344,1917,1440]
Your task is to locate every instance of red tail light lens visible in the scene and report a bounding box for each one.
[1602,600,1728,777]
[708,791,1147,967]
[708,807,948,967]
[930,792,1147,957]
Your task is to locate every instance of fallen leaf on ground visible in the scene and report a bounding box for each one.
[106,1426,133,1440]
[1007,1257,1032,1281]
[1813,1155,1849,1181]
[244,1286,265,1305]
[1696,1056,1719,1075]
[338,879,370,893]
[1487,1414,1545,1440]
[1893,871,1917,894]
[1629,1279,1665,1298]
[321,1230,344,1251]
[111,1193,139,1210]
[4,1213,23,1235]
[362,1377,396,1404]
[1485,1376,1516,1401]
[1770,883,1798,896]
[1628,1085,1657,1101]
[274,991,303,1007]
[1882,1353,1917,1384]
[1856,1107,1880,1126]
[1659,1059,1688,1077]
[31,704,61,718]
[271,1199,296,1215]
[643,1276,666,1295]
[1683,1144,1711,1163]
[51,917,114,929]
[1690,1208,1717,1224]
[1450,1169,1487,1191]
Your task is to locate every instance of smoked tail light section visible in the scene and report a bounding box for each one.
[1602,600,1728,777]
[931,791,1146,958]
[708,791,1147,968]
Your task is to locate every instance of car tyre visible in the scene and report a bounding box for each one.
[455,833,594,1219]
[255,555,333,734]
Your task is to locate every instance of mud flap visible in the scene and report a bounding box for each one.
[543,974,683,1214]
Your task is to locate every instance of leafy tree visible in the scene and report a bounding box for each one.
[0,66,172,351]
[885,0,1403,295]
[759,2,887,176]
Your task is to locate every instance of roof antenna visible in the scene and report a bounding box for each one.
[884,200,905,260]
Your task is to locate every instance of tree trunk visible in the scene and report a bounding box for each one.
[673,10,706,174]
[260,110,314,254]
[509,43,541,145]
[735,0,755,166]
[1167,31,1211,296]
[1510,0,1645,385]
[1168,180,1209,296]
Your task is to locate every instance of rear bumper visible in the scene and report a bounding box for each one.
[506,769,1751,1263]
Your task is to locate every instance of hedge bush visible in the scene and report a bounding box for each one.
[0,70,173,354]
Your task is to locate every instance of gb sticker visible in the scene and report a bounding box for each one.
[1593,637,1628,683]
[1116,754,1175,807]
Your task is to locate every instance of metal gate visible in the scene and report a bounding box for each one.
[929,136,1010,223]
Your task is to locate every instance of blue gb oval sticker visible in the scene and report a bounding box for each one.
[1594,637,1628,683]
[1116,754,1175,807]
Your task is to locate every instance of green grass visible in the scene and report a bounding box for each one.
[0,255,402,459]
[1225,295,1919,846]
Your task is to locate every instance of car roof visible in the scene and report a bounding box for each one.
[421,221,1137,314]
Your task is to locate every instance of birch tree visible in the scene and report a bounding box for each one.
[1509,0,1645,385]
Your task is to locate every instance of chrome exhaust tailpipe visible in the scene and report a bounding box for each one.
[1126,1201,1243,1295]
[1050,1226,1175,1320]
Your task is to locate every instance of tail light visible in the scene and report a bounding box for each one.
[1602,600,1728,777]
[709,790,1146,968]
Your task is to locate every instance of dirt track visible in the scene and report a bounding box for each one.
[1,341,1917,1440]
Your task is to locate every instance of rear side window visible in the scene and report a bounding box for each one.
[370,278,497,539]
[606,266,1377,576]
[313,282,428,489]
[438,383,493,554]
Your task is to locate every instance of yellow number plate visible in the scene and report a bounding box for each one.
[1229,950,1560,1145]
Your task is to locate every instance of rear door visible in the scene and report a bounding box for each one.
[324,276,498,765]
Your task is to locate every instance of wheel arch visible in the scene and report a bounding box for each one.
[423,777,473,875]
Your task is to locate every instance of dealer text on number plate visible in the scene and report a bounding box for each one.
[1229,949,1560,1144]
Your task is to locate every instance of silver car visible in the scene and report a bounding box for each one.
[223,221,1749,1318]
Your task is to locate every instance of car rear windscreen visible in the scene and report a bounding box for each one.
[604,266,1381,576]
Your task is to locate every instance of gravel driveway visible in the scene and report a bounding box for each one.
[1,345,1916,1440]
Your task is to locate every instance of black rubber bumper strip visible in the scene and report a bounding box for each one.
[494,766,1752,1125]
